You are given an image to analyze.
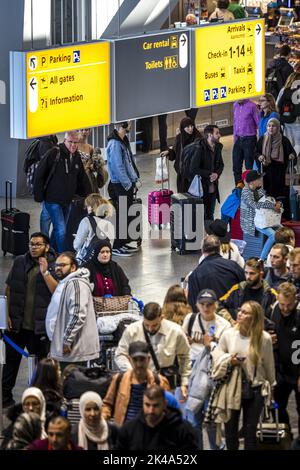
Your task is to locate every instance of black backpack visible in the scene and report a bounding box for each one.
[78,215,110,264]
[265,64,286,99]
[181,140,201,181]
[278,86,300,124]
[23,139,41,194]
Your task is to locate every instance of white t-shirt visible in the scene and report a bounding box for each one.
[182,313,231,361]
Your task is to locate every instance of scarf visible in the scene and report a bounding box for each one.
[262,118,284,165]
[22,387,47,438]
[7,412,42,450]
[90,239,113,278]
[78,392,109,450]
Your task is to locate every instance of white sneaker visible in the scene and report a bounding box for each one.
[112,247,133,257]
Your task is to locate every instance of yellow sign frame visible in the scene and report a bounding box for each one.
[26,42,110,138]
[194,19,265,107]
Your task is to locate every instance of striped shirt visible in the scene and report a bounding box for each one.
[240,187,275,236]
[125,383,147,422]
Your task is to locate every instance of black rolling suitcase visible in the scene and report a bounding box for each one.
[1,181,30,256]
[170,193,204,255]
[64,196,87,251]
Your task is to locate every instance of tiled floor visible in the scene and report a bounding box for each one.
[0,135,298,442]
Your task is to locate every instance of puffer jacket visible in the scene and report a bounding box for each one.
[6,250,56,335]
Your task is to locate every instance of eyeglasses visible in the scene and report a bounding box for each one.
[66,140,79,145]
[29,242,46,248]
[55,263,72,268]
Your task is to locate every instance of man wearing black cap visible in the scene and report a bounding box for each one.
[240,170,282,260]
[102,341,170,426]
[183,289,230,449]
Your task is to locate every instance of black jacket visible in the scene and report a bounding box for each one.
[6,250,56,335]
[116,408,198,451]
[83,259,131,296]
[33,142,91,204]
[189,138,224,202]
[266,58,293,95]
[188,254,245,311]
[271,303,300,384]
[221,280,277,320]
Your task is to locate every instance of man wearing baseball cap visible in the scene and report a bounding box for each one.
[240,170,282,260]
[102,341,170,426]
[182,289,230,449]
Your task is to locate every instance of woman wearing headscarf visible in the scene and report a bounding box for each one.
[71,391,118,450]
[6,412,42,450]
[255,117,296,217]
[1,387,47,449]
[83,239,131,297]
[161,117,202,192]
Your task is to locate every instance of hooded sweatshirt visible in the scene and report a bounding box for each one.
[116,408,198,451]
[49,268,100,362]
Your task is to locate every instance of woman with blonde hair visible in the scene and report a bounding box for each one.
[74,193,115,263]
[258,93,280,137]
[211,301,275,450]
[162,284,192,326]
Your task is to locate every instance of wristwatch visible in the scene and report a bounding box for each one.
[43,270,50,277]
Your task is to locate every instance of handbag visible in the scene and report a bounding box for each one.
[254,196,282,229]
[143,325,179,389]
[93,295,131,316]
[63,366,113,400]
[155,156,169,184]
[188,175,203,198]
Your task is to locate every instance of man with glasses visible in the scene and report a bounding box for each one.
[2,232,57,408]
[46,251,99,368]
[33,130,91,253]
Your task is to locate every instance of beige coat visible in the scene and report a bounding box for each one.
[114,319,191,386]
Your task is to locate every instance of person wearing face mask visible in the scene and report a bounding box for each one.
[106,121,140,257]
[83,239,131,297]
[46,251,99,368]
[161,117,202,193]
[240,170,282,261]
[114,302,191,401]
[71,391,118,450]
[255,118,296,218]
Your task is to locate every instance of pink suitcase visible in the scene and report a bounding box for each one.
[148,155,173,227]
[148,189,173,226]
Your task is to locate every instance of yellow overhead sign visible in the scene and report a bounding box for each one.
[194,19,265,107]
[26,42,110,138]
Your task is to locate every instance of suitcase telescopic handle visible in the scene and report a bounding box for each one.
[5,181,12,211]
[161,154,170,191]
[290,160,294,188]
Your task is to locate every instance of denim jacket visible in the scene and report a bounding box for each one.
[107,131,139,191]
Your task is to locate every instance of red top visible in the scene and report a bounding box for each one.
[94,273,115,297]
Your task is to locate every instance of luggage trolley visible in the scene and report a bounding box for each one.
[94,296,144,371]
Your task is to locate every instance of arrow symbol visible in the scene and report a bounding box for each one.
[255,24,261,35]
[30,57,36,68]
[180,34,187,46]
[30,78,37,90]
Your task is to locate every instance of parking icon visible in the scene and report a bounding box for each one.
[212,88,219,100]
[204,89,210,102]
[73,50,80,63]
[220,86,227,98]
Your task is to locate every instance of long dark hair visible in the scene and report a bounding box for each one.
[31,358,62,394]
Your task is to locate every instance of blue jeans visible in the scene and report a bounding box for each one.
[186,401,220,450]
[40,202,52,237]
[44,202,71,253]
[256,225,281,261]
